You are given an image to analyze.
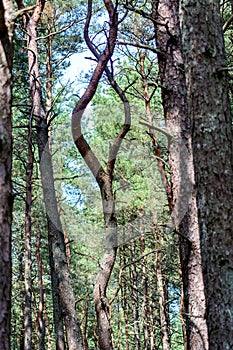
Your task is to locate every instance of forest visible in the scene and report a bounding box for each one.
[0,0,233,349]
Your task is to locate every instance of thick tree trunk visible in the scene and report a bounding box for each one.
[152,1,209,349]
[0,1,14,349]
[180,1,233,348]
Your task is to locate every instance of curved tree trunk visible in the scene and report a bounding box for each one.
[0,1,14,349]
[180,1,233,348]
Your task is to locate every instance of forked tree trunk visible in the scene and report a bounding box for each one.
[152,1,209,349]
[0,1,14,349]
[180,1,233,348]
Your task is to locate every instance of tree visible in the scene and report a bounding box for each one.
[125,1,209,348]
[16,0,84,348]
[0,1,14,348]
[180,1,233,348]
[151,1,209,348]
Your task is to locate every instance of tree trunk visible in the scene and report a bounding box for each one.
[93,181,117,350]
[18,2,84,348]
[130,233,140,350]
[24,116,33,350]
[0,1,14,349]
[180,1,233,348]
[36,230,45,350]
[152,1,209,349]
[155,250,170,350]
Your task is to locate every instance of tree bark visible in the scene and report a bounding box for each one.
[152,1,209,349]
[180,1,233,348]
[16,1,84,348]
[0,1,14,349]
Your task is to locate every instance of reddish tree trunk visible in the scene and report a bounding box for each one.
[180,1,233,348]
[152,1,209,349]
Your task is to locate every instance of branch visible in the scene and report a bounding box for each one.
[36,20,78,40]
[14,5,36,19]
[124,3,163,26]
[117,40,162,55]
[223,13,233,32]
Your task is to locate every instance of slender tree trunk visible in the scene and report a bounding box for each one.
[0,1,14,349]
[148,275,156,350]
[19,231,24,350]
[180,1,233,348]
[16,2,84,348]
[130,234,140,350]
[24,115,34,350]
[36,230,45,350]
[82,291,89,350]
[152,1,209,349]
[121,247,130,350]
[155,251,170,350]
[140,234,149,349]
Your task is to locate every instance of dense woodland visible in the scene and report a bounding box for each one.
[0,0,233,349]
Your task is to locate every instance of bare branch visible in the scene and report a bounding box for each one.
[118,40,162,55]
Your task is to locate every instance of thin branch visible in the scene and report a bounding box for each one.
[36,20,78,40]
[117,40,162,55]
[223,13,233,32]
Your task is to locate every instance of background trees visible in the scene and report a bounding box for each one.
[1,0,232,349]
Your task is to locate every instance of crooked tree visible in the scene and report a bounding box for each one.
[72,0,131,348]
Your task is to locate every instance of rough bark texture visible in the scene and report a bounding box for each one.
[180,1,233,349]
[0,1,14,349]
[152,1,209,349]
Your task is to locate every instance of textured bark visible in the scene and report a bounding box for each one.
[16,1,84,348]
[152,1,209,349]
[180,1,233,349]
[0,1,14,349]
